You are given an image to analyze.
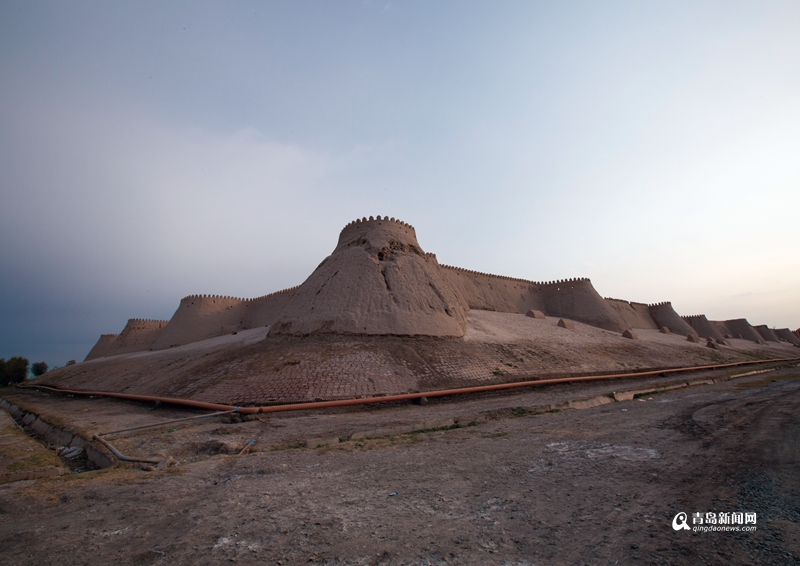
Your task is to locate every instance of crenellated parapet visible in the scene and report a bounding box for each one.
[439,263,589,287]
[439,263,533,284]
[335,215,422,257]
[245,285,300,302]
[534,277,591,287]
[181,294,246,302]
[178,286,301,304]
[648,301,672,308]
[339,215,415,234]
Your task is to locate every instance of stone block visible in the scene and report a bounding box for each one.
[659,327,671,334]
[706,339,718,349]
[567,396,613,410]
[622,329,638,340]
[526,310,546,319]
[557,319,575,330]
[686,334,699,343]
[31,418,52,437]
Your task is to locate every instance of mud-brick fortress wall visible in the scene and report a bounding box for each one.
[440,266,627,332]
[269,216,468,337]
[147,288,296,351]
[604,299,659,330]
[150,295,245,350]
[99,319,169,357]
[239,287,299,329]
[774,328,800,345]
[535,278,626,332]
[439,265,543,314]
[681,315,723,340]
[754,325,780,343]
[85,216,797,359]
[84,334,120,361]
[647,302,697,336]
[722,319,764,343]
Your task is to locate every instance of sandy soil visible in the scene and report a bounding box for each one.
[2,364,799,565]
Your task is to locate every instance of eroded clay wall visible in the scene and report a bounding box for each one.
[152,295,247,350]
[682,315,724,340]
[83,217,797,358]
[605,298,658,329]
[707,320,733,338]
[84,334,119,361]
[754,325,780,343]
[774,328,800,345]
[240,287,298,328]
[104,319,169,356]
[439,265,544,314]
[538,279,626,332]
[648,303,696,336]
[440,265,627,332]
[723,319,763,342]
[269,217,468,337]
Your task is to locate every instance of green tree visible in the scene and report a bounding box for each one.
[31,361,49,377]
[0,356,29,386]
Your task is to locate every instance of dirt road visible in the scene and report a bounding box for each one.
[1,368,799,565]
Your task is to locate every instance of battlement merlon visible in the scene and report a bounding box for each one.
[439,263,590,287]
[335,215,422,255]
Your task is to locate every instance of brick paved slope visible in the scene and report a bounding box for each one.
[36,311,798,406]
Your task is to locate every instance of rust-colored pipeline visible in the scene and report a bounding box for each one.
[92,434,163,465]
[19,356,799,415]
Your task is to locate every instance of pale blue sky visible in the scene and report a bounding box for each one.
[1,1,799,366]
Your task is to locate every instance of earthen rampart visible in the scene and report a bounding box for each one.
[648,302,696,336]
[152,295,247,350]
[269,216,467,337]
[240,286,299,329]
[681,315,724,341]
[83,216,795,359]
[774,328,800,345]
[604,298,659,329]
[537,278,625,332]
[103,319,169,357]
[84,334,120,361]
[753,325,780,343]
[439,264,625,331]
[723,319,763,342]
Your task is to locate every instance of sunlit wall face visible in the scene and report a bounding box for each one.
[1,1,799,366]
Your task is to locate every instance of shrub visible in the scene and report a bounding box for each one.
[0,357,29,386]
[31,361,49,377]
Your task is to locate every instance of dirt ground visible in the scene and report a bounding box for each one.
[1,363,799,565]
